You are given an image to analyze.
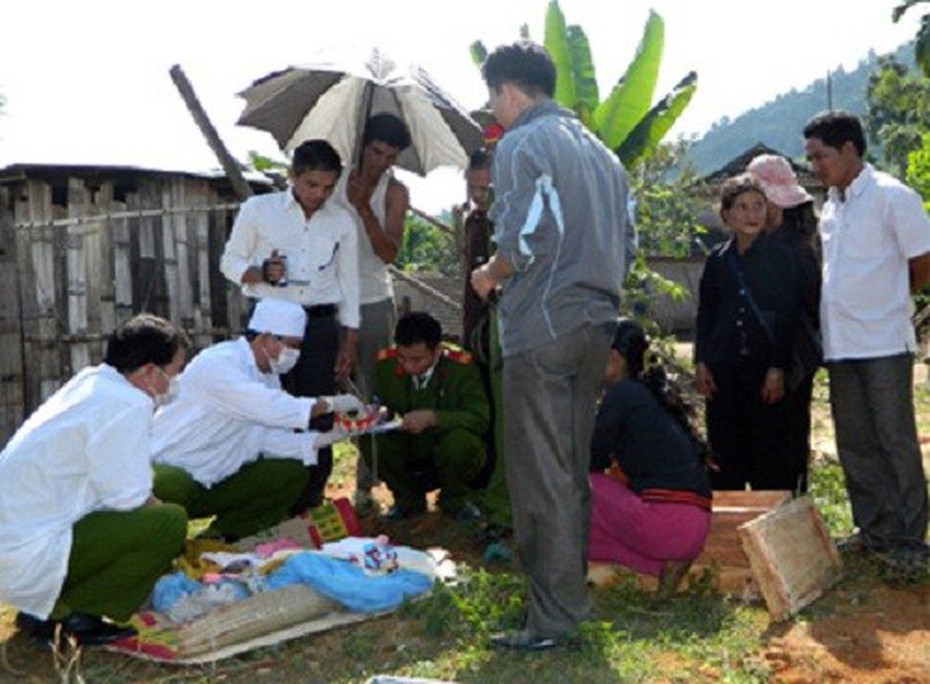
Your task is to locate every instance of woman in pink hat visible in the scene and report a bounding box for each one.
[747,154,821,493]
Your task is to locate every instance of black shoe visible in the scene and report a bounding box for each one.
[489,629,558,651]
[61,613,137,646]
[877,547,929,585]
[14,612,58,642]
[836,533,888,556]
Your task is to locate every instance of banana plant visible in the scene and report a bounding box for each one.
[471,0,697,169]
[893,0,930,77]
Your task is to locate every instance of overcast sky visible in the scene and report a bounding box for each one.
[0,0,921,211]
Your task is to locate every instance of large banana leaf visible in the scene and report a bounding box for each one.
[615,71,697,169]
[544,0,578,109]
[565,25,600,127]
[593,10,664,150]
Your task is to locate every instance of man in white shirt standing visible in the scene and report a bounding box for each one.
[804,111,930,580]
[0,314,188,646]
[152,299,364,541]
[221,139,360,511]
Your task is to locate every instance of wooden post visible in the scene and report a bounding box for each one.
[192,180,214,348]
[95,182,116,344]
[169,64,254,202]
[111,195,133,325]
[161,181,181,325]
[66,177,91,373]
[409,205,455,236]
[17,180,63,405]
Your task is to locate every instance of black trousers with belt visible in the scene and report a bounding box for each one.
[281,303,339,511]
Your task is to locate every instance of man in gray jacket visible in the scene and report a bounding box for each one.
[471,41,634,650]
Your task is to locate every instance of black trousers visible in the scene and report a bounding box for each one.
[282,306,339,511]
[782,374,815,493]
[705,360,794,491]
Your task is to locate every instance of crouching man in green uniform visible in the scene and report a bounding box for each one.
[367,312,489,521]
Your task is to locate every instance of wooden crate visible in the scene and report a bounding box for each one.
[738,495,841,621]
[696,490,792,569]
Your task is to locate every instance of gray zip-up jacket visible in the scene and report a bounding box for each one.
[490,100,634,357]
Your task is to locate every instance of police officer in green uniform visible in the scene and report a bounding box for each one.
[366,312,489,520]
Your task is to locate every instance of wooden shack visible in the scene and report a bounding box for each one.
[0,163,269,444]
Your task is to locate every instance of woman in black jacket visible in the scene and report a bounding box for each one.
[588,319,711,599]
[695,175,800,490]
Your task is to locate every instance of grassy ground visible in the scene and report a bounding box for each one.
[1,365,929,683]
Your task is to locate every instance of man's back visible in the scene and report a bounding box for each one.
[490,101,632,356]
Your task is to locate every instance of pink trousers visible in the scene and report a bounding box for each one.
[588,473,712,577]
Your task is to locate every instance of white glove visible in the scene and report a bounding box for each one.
[312,426,349,449]
[321,394,366,414]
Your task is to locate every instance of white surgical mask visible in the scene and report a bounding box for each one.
[270,347,300,375]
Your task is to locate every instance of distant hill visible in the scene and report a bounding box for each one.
[686,42,915,175]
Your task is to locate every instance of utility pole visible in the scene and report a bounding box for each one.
[826,70,833,111]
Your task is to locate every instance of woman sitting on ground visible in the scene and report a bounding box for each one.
[588,319,712,599]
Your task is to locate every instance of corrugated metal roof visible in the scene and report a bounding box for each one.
[0,162,275,187]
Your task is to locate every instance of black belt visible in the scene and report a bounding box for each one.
[303,304,338,318]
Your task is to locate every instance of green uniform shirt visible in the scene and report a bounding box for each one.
[372,343,490,436]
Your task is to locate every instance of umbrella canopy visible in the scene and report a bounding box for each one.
[237,48,484,177]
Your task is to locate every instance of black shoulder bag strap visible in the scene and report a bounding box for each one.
[725,249,776,348]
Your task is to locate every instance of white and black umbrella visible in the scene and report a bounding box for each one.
[236,47,484,176]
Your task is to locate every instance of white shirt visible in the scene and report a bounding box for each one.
[0,365,154,618]
[333,167,395,305]
[220,189,361,328]
[151,338,320,487]
[820,164,930,360]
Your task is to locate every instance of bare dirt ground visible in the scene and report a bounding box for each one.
[750,362,930,684]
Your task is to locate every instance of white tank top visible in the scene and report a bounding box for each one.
[334,166,394,305]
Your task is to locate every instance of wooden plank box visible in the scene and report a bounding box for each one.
[738,495,842,621]
[696,490,792,569]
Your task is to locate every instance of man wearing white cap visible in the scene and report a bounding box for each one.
[151,299,364,541]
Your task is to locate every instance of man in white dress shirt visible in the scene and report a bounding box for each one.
[0,314,188,645]
[221,139,360,511]
[804,110,930,579]
[152,299,364,540]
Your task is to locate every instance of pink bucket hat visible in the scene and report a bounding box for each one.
[746,154,813,208]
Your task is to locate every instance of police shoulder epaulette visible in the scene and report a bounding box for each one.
[375,347,400,362]
[442,346,473,365]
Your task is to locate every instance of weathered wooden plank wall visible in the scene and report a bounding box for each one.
[0,172,250,445]
[0,187,25,440]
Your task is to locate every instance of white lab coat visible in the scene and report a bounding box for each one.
[0,365,154,618]
[151,338,319,487]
